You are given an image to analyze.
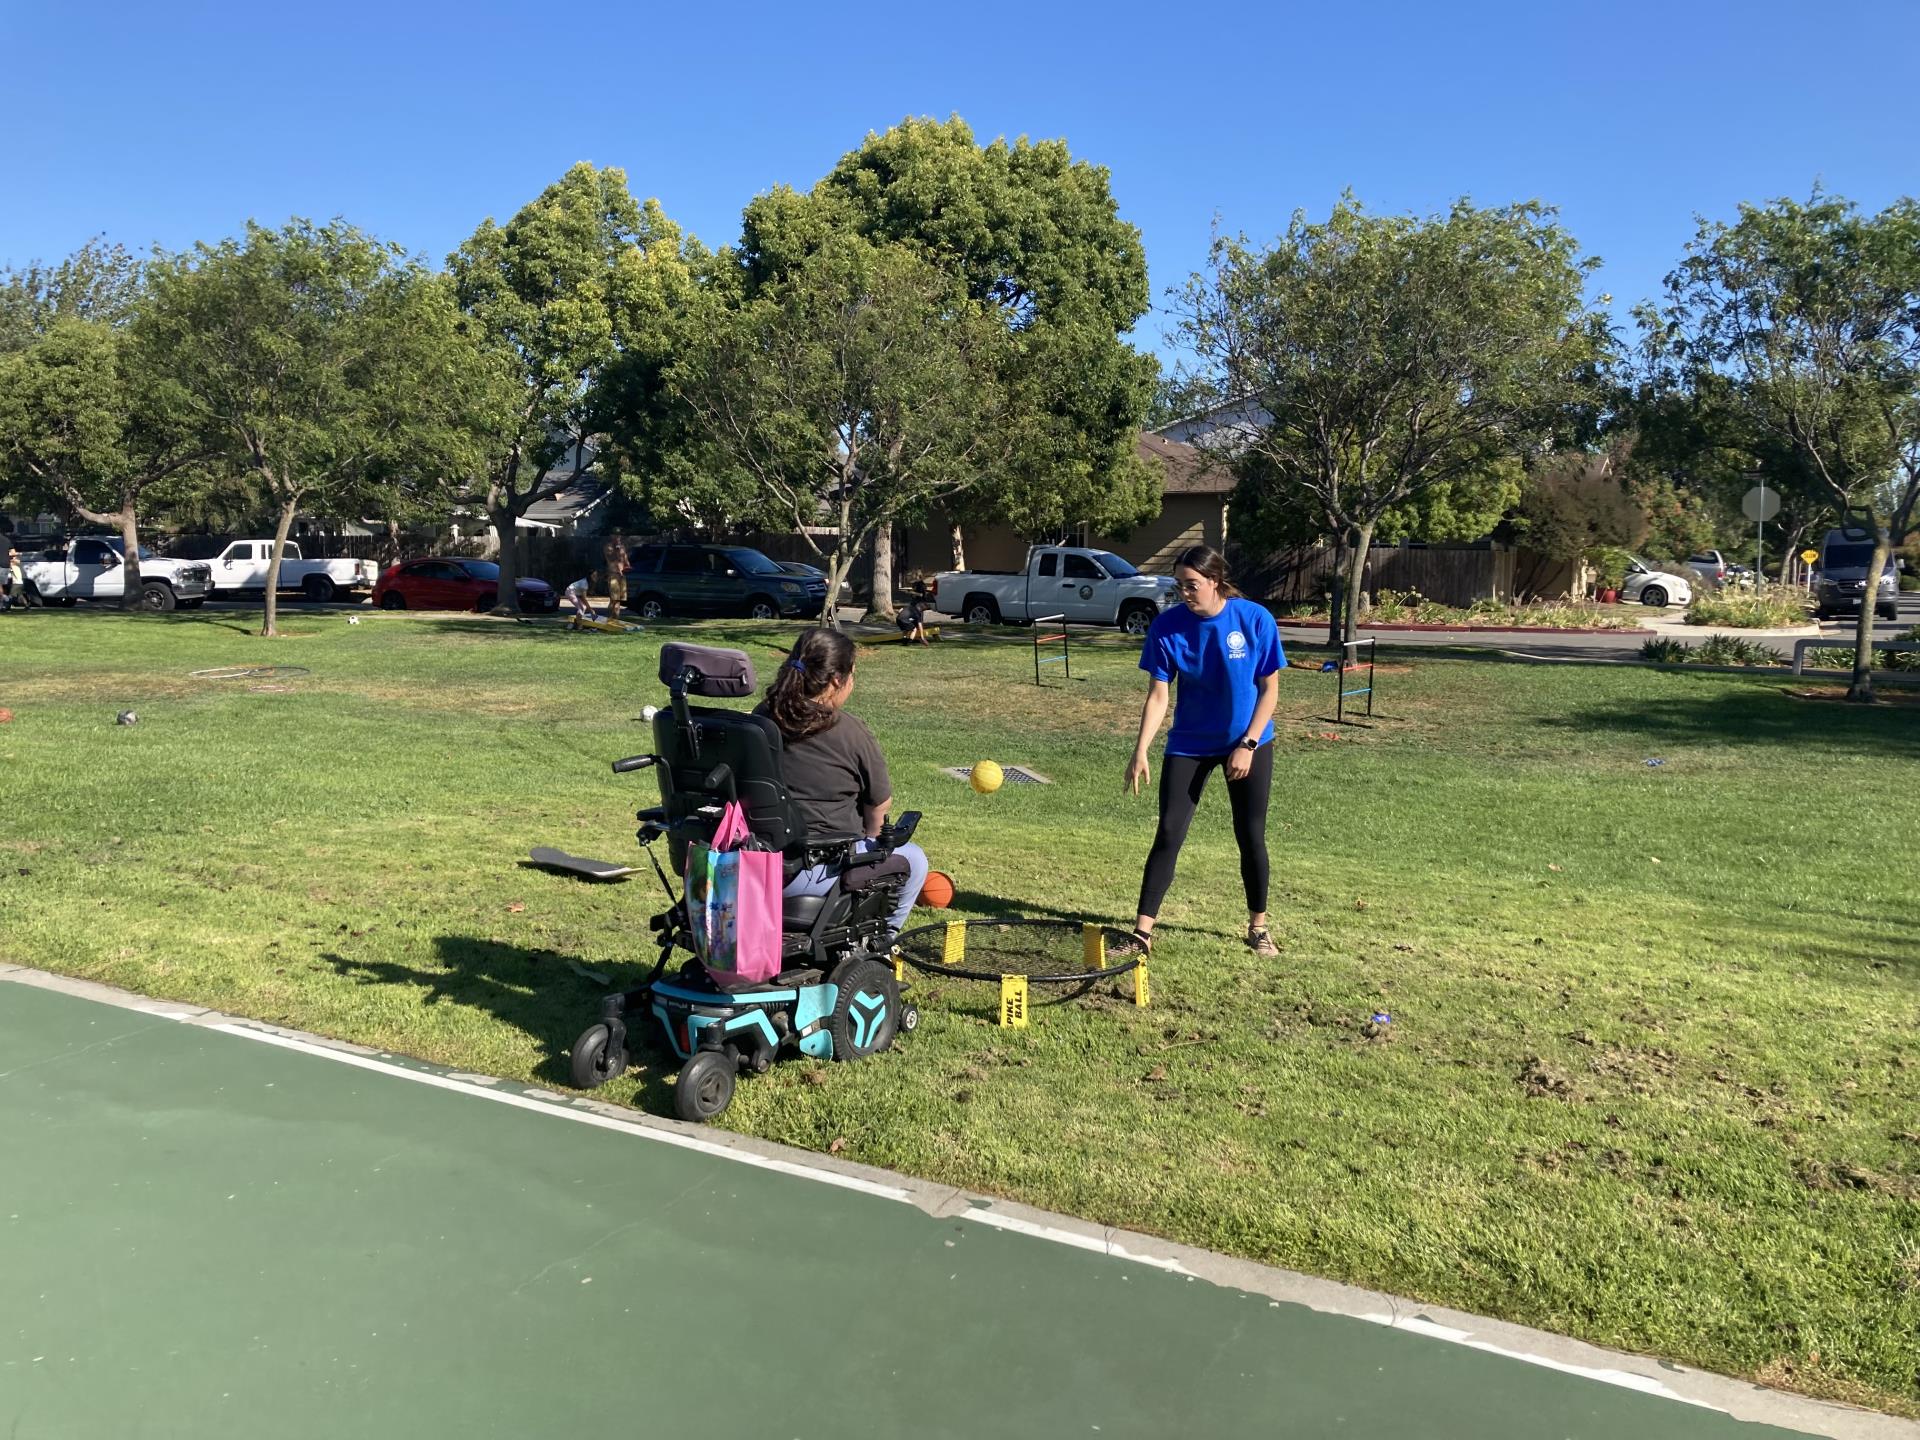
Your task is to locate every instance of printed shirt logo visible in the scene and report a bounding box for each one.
[1226,630,1249,660]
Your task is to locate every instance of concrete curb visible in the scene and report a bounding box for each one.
[2,964,1910,1438]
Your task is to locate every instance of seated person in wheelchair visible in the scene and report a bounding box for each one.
[755,627,929,935]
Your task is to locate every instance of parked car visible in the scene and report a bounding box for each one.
[622,544,826,620]
[772,559,827,581]
[19,536,213,611]
[932,546,1177,634]
[1814,530,1899,621]
[371,558,558,613]
[194,539,377,602]
[1617,556,1693,609]
[1685,550,1731,588]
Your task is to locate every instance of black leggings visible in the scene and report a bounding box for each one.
[1137,744,1273,919]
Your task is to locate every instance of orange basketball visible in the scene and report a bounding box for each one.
[918,870,955,908]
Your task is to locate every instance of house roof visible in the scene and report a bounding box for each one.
[1139,432,1232,496]
[524,472,613,526]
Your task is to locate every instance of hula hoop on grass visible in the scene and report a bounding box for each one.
[893,918,1142,984]
[189,665,312,681]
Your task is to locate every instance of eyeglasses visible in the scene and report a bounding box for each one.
[1173,578,1206,593]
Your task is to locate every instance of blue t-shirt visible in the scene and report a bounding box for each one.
[1140,597,1286,757]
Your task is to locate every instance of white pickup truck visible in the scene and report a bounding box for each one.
[201,540,376,602]
[21,536,213,611]
[932,546,1178,635]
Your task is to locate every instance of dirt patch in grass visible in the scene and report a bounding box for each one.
[1785,686,1920,707]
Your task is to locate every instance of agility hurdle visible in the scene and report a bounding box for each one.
[1033,614,1071,686]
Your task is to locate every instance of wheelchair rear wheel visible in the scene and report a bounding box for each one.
[675,1050,737,1122]
[827,958,901,1061]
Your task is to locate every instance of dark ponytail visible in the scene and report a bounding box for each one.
[766,627,856,741]
[1173,544,1240,598]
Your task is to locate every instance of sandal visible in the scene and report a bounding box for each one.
[1245,926,1280,958]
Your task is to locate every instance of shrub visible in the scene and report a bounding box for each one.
[1801,646,1878,671]
[1695,634,1785,667]
[1588,546,1631,592]
[1889,625,1920,672]
[1685,586,1812,629]
[1640,637,1693,664]
[1899,572,1920,593]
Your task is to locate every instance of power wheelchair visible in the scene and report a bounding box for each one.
[568,643,921,1122]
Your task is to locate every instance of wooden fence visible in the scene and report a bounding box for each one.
[1230,542,1578,607]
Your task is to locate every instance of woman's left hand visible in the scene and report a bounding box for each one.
[1225,745,1253,781]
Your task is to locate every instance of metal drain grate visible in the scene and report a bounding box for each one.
[940,765,1052,785]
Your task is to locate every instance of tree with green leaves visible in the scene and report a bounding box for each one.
[142,220,493,636]
[670,232,1009,620]
[450,163,699,614]
[0,237,142,354]
[738,117,1160,610]
[1645,193,1920,699]
[1177,197,1609,644]
[0,241,208,609]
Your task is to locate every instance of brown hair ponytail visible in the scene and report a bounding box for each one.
[1172,544,1240,598]
[765,627,856,741]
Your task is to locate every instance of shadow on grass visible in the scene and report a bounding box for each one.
[1538,683,1920,758]
[320,937,671,1105]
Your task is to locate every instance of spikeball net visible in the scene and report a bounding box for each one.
[891,918,1150,1027]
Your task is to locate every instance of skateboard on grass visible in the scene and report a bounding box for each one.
[529,847,638,881]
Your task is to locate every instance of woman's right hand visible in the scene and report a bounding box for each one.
[1124,752,1150,796]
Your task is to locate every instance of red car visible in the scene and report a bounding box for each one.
[371,559,558,613]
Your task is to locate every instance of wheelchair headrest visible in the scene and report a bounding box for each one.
[659,643,757,698]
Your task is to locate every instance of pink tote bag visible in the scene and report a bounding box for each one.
[685,800,784,985]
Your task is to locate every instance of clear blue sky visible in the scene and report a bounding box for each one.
[5,0,1915,363]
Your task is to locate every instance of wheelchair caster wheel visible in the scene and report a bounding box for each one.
[570,1023,628,1089]
[675,1050,736,1123]
[900,1004,919,1034]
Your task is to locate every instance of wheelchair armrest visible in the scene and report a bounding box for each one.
[878,811,921,850]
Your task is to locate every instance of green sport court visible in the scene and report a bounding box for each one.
[1,971,1901,1439]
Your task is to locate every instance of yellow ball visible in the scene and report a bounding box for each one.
[969,761,1004,794]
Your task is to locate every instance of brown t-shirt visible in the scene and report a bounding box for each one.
[754,705,891,840]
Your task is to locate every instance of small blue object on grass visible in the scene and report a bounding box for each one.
[1644,757,1665,767]
[1320,660,1338,672]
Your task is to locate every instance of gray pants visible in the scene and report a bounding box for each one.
[783,840,929,936]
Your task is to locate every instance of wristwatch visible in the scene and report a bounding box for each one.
[1237,736,1259,752]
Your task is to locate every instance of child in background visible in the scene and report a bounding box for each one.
[563,576,594,621]
[896,582,932,646]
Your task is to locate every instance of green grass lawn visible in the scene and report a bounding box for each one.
[2,608,1916,1414]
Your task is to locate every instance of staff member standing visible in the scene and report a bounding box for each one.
[1116,545,1285,959]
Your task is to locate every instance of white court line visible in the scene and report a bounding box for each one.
[1358,1314,1703,1406]
[961,1208,1192,1275]
[207,1022,912,1203]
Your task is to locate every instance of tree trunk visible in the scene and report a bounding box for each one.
[1341,524,1376,649]
[116,508,144,612]
[1325,539,1348,648]
[949,523,966,571]
[489,503,522,615]
[381,518,402,569]
[1776,519,1810,584]
[1845,526,1893,703]
[262,496,299,638]
[821,546,857,627]
[864,513,897,622]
